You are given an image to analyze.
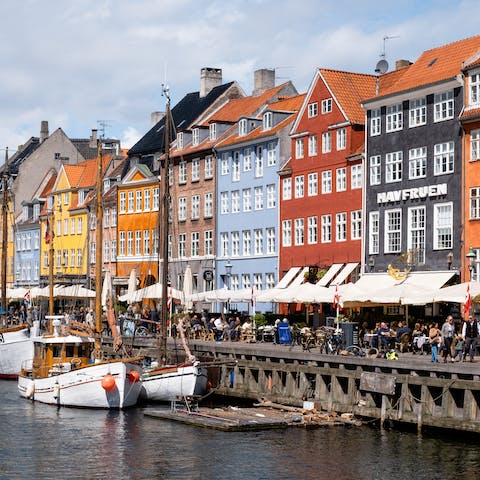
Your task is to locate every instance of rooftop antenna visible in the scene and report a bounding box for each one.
[374,35,399,94]
[97,120,111,139]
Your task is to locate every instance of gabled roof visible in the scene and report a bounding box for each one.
[368,34,480,101]
[2,137,40,175]
[128,81,238,156]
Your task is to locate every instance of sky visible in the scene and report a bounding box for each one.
[0,0,479,156]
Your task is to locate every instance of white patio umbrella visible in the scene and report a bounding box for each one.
[101,270,113,308]
[57,285,96,298]
[182,264,193,311]
[127,268,137,305]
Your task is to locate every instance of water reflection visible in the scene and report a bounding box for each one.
[1,380,479,480]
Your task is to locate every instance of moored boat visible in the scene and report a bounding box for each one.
[0,324,36,379]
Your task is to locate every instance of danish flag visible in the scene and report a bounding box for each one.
[333,284,342,311]
[167,287,172,310]
[464,283,472,317]
[45,218,54,244]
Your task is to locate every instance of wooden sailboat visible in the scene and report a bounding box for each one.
[0,148,36,379]
[18,135,143,408]
[140,88,207,402]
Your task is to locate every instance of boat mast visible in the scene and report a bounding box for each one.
[159,88,171,365]
[48,210,54,318]
[1,148,8,326]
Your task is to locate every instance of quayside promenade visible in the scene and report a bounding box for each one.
[121,336,480,433]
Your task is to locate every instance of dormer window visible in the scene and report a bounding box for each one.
[78,189,86,205]
[47,196,53,210]
[177,132,184,150]
[209,123,217,141]
[470,72,480,106]
[239,119,247,137]
[33,204,40,221]
[22,206,28,222]
[103,178,111,193]
[263,112,273,131]
[192,128,200,146]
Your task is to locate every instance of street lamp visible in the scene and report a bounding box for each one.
[466,247,476,281]
[447,251,453,270]
[225,258,232,289]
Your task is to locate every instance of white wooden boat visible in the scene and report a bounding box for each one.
[0,324,35,379]
[18,317,143,409]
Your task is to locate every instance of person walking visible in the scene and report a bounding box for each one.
[441,315,455,363]
[462,315,479,362]
[429,322,441,363]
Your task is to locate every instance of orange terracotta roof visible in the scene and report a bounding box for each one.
[39,173,57,198]
[266,94,306,112]
[375,34,480,98]
[202,82,292,125]
[460,107,480,121]
[320,69,377,124]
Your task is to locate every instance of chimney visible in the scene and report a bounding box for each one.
[200,67,222,98]
[395,59,412,70]
[253,68,275,96]
[151,111,165,126]
[40,120,49,143]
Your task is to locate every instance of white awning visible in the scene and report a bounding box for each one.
[290,267,309,286]
[331,262,359,286]
[317,263,344,286]
[276,267,302,288]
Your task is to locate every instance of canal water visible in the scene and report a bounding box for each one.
[1,380,478,480]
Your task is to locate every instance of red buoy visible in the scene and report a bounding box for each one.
[128,370,141,383]
[101,374,116,391]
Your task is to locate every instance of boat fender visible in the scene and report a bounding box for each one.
[128,370,141,383]
[53,383,60,399]
[26,380,35,399]
[101,374,116,391]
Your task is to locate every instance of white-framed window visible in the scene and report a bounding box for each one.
[408,206,425,264]
[470,72,480,106]
[232,152,240,181]
[56,219,62,237]
[282,178,292,200]
[267,142,276,166]
[178,197,187,221]
[385,209,402,253]
[168,164,173,186]
[127,191,134,212]
[144,189,151,211]
[295,138,304,159]
[307,216,317,244]
[152,188,159,210]
[433,202,453,249]
[282,220,292,247]
[220,192,229,214]
[370,108,381,136]
[409,97,426,127]
[33,203,40,221]
[76,249,83,267]
[322,132,331,153]
[385,151,403,183]
[470,187,480,219]
[231,275,240,291]
[386,103,403,132]
[266,184,276,208]
[71,218,76,234]
[127,231,133,256]
[191,195,200,219]
[231,190,240,213]
[135,190,142,212]
[351,164,362,189]
[321,170,332,194]
[263,111,273,130]
[266,272,275,289]
[209,123,217,141]
[243,189,251,212]
[203,192,213,218]
[434,141,454,175]
[191,232,200,257]
[135,230,142,255]
[254,186,263,210]
[63,219,68,235]
[205,155,213,179]
[308,135,317,156]
[177,132,184,149]
[143,230,150,255]
[111,207,117,227]
[408,147,427,179]
[192,128,200,146]
[369,156,381,186]
[104,240,110,262]
[369,211,379,255]
[266,227,275,254]
[232,232,240,257]
[321,214,331,243]
[336,212,347,242]
[434,90,454,122]
[243,148,252,171]
[242,230,251,255]
[336,128,346,150]
[242,274,251,290]
[34,231,39,249]
[308,102,318,118]
[204,230,213,256]
[295,176,304,198]
[192,158,200,182]
[239,119,247,137]
[351,210,362,240]
[335,167,346,191]
[119,231,125,256]
[254,229,263,255]
[255,146,263,177]
[307,173,318,196]
[321,98,332,114]
[294,218,304,245]
[471,130,480,162]
[178,233,186,258]
[179,160,187,183]
[152,230,158,256]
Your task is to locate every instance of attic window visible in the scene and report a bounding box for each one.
[428,58,437,67]
[263,112,273,131]
[239,119,247,137]
[177,132,184,149]
[54,152,61,159]
[192,128,200,146]
[209,123,217,141]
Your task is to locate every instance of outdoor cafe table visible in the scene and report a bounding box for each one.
[364,333,378,346]
[413,335,430,352]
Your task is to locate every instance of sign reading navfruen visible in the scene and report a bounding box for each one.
[377,183,447,204]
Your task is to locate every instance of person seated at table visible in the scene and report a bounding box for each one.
[378,322,391,350]
[395,321,412,351]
